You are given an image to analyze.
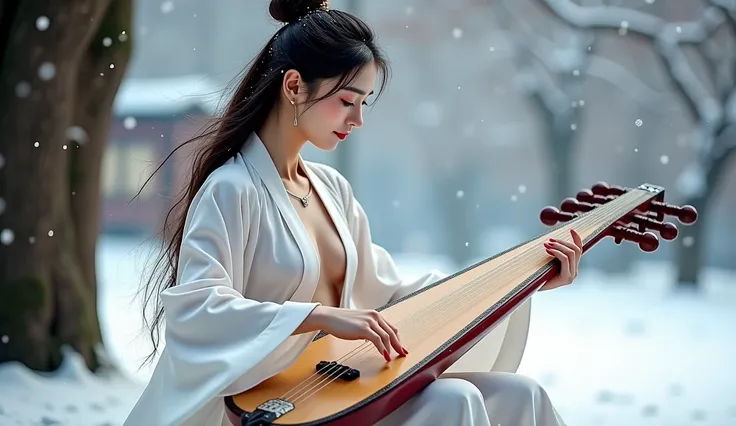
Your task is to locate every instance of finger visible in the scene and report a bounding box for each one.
[551,237,582,256]
[545,246,572,282]
[555,242,577,278]
[377,316,406,356]
[371,322,393,360]
[549,240,579,277]
[570,229,583,250]
[365,328,387,359]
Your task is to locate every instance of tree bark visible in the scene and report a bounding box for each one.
[71,0,132,318]
[0,0,130,372]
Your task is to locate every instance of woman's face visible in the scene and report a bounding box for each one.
[288,63,377,151]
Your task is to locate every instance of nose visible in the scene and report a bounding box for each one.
[347,107,364,129]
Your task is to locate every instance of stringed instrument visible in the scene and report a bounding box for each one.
[225,182,698,426]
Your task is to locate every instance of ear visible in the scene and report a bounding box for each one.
[282,69,303,103]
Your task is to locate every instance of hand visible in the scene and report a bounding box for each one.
[306,306,408,361]
[539,229,583,291]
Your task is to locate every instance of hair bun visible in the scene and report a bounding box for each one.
[269,0,329,24]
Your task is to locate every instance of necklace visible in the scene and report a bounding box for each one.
[285,184,312,208]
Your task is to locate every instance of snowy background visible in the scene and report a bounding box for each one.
[1,234,735,426]
[2,0,736,425]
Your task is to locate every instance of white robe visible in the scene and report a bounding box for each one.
[122,133,548,426]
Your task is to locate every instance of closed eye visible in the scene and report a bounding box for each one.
[341,99,368,107]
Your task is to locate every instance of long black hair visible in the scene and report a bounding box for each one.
[135,0,390,366]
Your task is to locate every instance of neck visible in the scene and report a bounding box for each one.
[256,104,308,181]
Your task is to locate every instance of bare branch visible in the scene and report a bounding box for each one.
[585,55,677,111]
[543,0,724,43]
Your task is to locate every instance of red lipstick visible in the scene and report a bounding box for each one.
[334,132,349,140]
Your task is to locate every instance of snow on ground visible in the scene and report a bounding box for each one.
[0,234,734,426]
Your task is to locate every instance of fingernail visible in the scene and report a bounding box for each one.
[403,346,409,355]
[549,238,556,242]
[384,350,390,360]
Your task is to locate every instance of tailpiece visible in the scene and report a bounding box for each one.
[225,182,697,426]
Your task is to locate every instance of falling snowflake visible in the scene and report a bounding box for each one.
[645,0,655,3]
[579,100,585,106]
[571,123,577,130]
[38,62,56,81]
[0,335,8,344]
[465,242,469,247]
[619,21,629,35]
[34,141,40,148]
[29,236,36,244]
[675,26,682,33]
[0,229,14,245]
[660,155,669,164]
[634,148,639,152]
[66,126,88,145]
[489,46,495,52]
[109,63,115,69]
[102,37,113,47]
[405,6,414,15]
[161,1,175,14]
[572,69,580,76]
[35,16,50,31]
[123,116,137,130]
[392,200,400,208]
[15,81,31,98]
[518,185,527,194]
[456,190,465,199]
[682,236,694,247]
[511,195,518,202]
[48,230,54,237]
[62,144,68,150]
[452,28,463,39]
[118,31,128,42]
[635,119,643,127]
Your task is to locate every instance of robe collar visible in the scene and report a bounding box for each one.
[239,133,356,307]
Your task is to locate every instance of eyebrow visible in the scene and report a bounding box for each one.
[343,86,373,96]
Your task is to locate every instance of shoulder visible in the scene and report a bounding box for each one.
[193,154,261,212]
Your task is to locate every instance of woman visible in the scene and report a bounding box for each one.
[124,1,583,425]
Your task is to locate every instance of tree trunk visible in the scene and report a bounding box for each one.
[546,111,576,206]
[675,135,735,288]
[71,0,133,322]
[0,0,130,372]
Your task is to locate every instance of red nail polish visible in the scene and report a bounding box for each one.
[549,238,556,242]
[384,350,390,360]
[403,346,409,355]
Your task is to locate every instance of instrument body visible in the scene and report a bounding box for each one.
[225,182,697,426]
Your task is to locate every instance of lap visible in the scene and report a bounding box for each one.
[376,372,563,426]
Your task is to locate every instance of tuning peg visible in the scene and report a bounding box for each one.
[592,181,628,196]
[648,201,698,224]
[627,214,679,240]
[576,189,616,205]
[540,206,578,226]
[608,225,660,252]
[591,181,629,196]
[560,197,596,214]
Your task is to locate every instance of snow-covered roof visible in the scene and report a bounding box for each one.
[113,74,226,117]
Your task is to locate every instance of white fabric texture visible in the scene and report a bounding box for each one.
[122,132,556,426]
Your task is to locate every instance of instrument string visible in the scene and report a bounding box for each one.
[281,192,643,405]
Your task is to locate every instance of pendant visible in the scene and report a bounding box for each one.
[300,197,309,208]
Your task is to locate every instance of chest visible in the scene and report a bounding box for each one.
[292,196,347,293]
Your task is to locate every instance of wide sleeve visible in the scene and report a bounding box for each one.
[340,182,446,309]
[123,174,319,426]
